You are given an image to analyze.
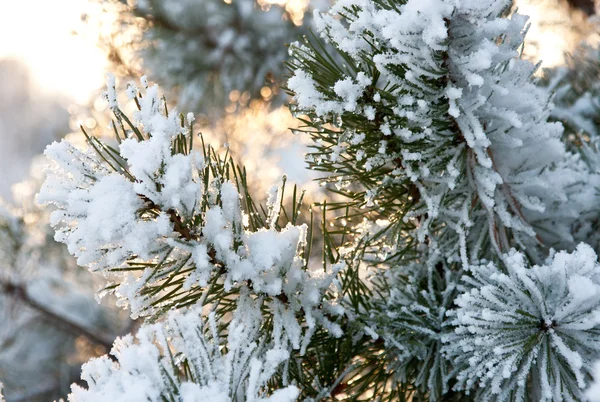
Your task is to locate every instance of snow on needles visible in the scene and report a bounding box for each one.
[288,0,598,264]
[39,76,345,352]
[70,298,299,402]
[445,243,600,401]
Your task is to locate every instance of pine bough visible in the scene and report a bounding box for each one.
[104,0,309,110]
[38,0,600,400]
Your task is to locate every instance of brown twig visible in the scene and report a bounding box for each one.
[1,279,115,354]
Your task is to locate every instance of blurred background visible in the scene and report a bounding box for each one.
[0,0,598,400]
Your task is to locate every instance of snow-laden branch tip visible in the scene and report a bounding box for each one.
[69,295,299,402]
[445,243,600,401]
[39,76,345,354]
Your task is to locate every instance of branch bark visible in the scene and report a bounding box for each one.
[1,279,115,354]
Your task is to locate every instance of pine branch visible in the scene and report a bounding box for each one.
[39,77,356,400]
[100,0,308,110]
[0,279,114,354]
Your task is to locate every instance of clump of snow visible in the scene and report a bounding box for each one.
[104,73,119,109]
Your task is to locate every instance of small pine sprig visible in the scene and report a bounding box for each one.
[70,293,299,402]
[444,243,600,401]
[367,257,460,400]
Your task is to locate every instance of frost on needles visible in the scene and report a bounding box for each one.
[286,0,600,400]
[39,76,345,400]
[287,0,600,264]
[35,0,600,400]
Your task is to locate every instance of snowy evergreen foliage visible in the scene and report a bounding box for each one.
[35,0,600,400]
[445,244,600,401]
[40,77,351,399]
[285,0,600,399]
[287,0,600,263]
[71,298,299,402]
[104,0,309,110]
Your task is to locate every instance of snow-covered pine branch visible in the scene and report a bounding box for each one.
[39,76,349,399]
[445,243,600,401]
[286,0,600,264]
[70,294,299,402]
[102,0,309,110]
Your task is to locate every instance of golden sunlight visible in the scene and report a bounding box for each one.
[515,0,599,69]
[0,0,107,102]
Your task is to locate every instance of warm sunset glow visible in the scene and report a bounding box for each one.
[515,0,599,69]
[261,0,311,24]
[0,0,107,102]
